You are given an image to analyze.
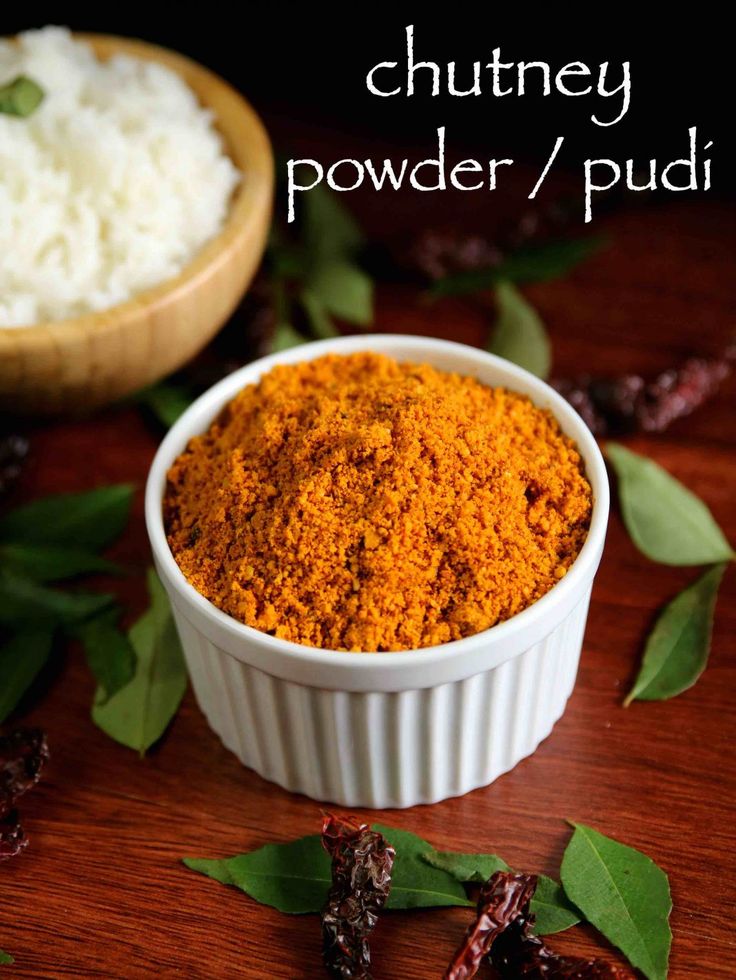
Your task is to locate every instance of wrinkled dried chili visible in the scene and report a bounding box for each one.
[398,180,682,282]
[0,728,48,860]
[0,432,29,497]
[444,871,537,980]
[401,229,503,282]
[393,195,604,284]
[321,815,395,980]
[491,910,631,979]
[552,348,733,436]
[446,871,628,980]
[0,809,26,859]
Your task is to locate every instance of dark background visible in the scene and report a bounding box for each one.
[5,7,732,191]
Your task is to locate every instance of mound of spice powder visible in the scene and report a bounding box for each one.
[164,352,592,651]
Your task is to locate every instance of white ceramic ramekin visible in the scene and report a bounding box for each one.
[146,334,609,808]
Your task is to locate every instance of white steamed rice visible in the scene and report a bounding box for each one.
[0,27,240,327]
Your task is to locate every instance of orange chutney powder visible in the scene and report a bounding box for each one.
[164,352,593,651]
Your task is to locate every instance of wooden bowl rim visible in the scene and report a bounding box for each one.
[0,32,273,343]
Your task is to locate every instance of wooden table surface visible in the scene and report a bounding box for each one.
[1,168,734,978]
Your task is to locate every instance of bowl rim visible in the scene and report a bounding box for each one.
[0,31,272,338]
[146,334,610,680]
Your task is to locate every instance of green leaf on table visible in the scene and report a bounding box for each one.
[301,290,338,339]
[606,443,734,565]
[274,181,372,339]
[302,182,364,262]
[73,608,136,703]
[372,825,472,909]
[422,850,579,934]
[0,485,134,553]
[185,825,471,914]
[0,948,13,965]
[0,573,114,627]
[185,835,331,914]
[530,875,583,935]
[269,277,309,352]
[138,383,194,428]
[305,259,373,326]
[430,237,604,297]
[272,321,309,352]
[423,848,509,883]
[268,235,306,279]
[0,626,55,724]
[561,823,671,980]
[92,569,187,754]
[625,563,727,704]
[0,75,44,117]
[0,542,120,582]
[489,280,551,379]
[494,237,604,284]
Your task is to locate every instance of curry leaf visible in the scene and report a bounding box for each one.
[373,825,472,909]
[302,181,364,261]
[184,825,472,914]
[0,485,134,552]
[430,237,604,297]
[0,573,114,627]
[72,609,136,703]
[0,75,44,117]
[606,443,733,565]
[270,278,309,352]
[0,543,119,582]
[92,569,187,754]
[301,290,338,339]
[625,563,726,704]
[269,240,306,279]
[0,626,55,723]
[489,280,551,379]
[0,948,13,965]
[530,876,583,935]
[185,836,331,914]
[561,823,671,980]
[422,849,509,884]
[138,383,193,428]
[305,260,373,326]
[272,180,372,343]
[272,321,309,352]
[494,237,604,283]
[422,850,579,934]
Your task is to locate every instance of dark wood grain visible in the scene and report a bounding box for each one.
[1,168,734,979]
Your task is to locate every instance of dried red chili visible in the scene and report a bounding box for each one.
[392,187,620,284]
[401,229,503,282]
[552,349,733,436]
[491,911,632,979]
[321,814,395,980]
[446,871,629,980]
[444,871,538,980]
[0,809,26,860]
[634,353,732,432]
[0,728,49,861]
[0,432,29,497]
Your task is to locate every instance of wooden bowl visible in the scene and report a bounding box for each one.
[0,34,274,414]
